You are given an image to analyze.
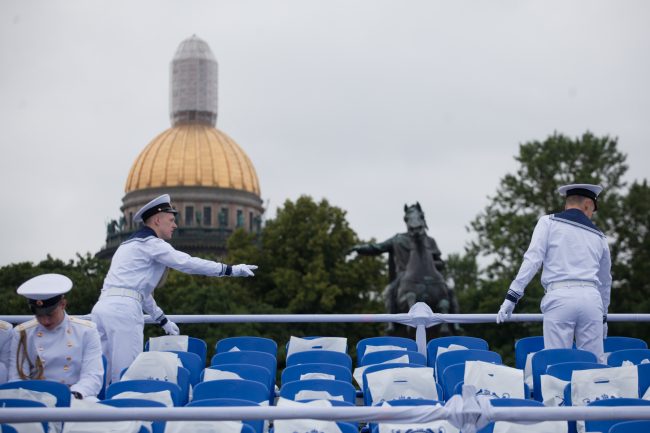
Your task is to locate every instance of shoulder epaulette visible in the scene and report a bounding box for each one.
[0,319,12,331]
[15,319,38,332]
[69,316,96,328]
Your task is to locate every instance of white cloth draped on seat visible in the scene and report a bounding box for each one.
[148,335,189,352]
[366,366,438,405]
[287,337,347,358]
[274,398,344,433]
[121,351,180,384]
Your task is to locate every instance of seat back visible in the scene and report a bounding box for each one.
[441,362,465,400]
[106,379,183,406]
[584,398,650,433]
[546,361,611,381]
[477,398,548,433]
[168,351,203,386]
[427,336,489,368]
[192,379,271,404]
[1,426,18,433]
[356,337,418,364]
[281,363,352,385]
[609,420,650,433]
[360,350,426,367]
[202,363,272,394]
[100,398,166,433]
[216,336,278,358]
[607,349,650,367]
[145,336,208,367]
[514,336,545,369]
[286,350,353,370]
[186,398,264,433]
[280,379,357,404]
[210,350,277,390]
[605,337,648,353]
[0,379,71,407]
[436,349,502,384]
[368,399,443,433]
[0,399,48,432]
[531,349,596,401]
[637,363,650,397]
[361,364,441,406]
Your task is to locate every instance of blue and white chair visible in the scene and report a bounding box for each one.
[216,336,278,358]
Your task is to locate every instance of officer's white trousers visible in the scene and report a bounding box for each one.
[91,296,144,385]
[540,285,605,363]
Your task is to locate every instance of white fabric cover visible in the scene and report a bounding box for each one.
[294,389,344,401]
[464,361,525,399]
[121,351,180,384]
[62,399,145,433]
[540,374,569,407]
[363,345,408,357]
[524,352,537,391]
[493,420,568,433]
[111,390,174,407]
[287,337,347,358]
[202,368,243,382]
[366,367,438,405]
[274,397,343,433]
[300,372,336,381]
[228,346,241,352]
[0,388,57,407]
[165,420,243,433]
[377,401,459,433]
[353,355,410,387]
[148,335,189,352]
[435,343,469,359]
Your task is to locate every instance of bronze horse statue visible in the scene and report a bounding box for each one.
[350,203,460,336]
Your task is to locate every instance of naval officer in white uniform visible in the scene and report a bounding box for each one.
[496,184,612,363]
[8,274,103,399]
[91,193,258,384]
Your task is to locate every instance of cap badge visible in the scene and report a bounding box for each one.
[36,300,44,306]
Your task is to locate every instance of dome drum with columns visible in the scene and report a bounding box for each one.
[98,35,263,259]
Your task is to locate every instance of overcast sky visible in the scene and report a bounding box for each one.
[1,0,648,267]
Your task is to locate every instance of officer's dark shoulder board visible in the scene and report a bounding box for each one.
[15,319,38,332]
[550,209,605,238]
[69,316,97,328]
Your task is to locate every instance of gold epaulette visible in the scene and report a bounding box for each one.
[15,319,38,332]
[0,320,12,330]
[69,316,96,328]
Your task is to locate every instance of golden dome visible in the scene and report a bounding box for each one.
[125,124,260,195]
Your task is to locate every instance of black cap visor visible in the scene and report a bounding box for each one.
[29,295,63,316]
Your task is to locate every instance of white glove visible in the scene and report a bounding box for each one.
[496,299,516,324]
[162,320,180,335]
[231,264,258,277]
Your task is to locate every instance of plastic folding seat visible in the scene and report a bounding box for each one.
[545,361,610,381]
[281,362,352,385]
[605,337,648,353]
[145,336,208,367]
[637,363,650,397]
[607,349,650,367]
[106,379,183,406]
[514,336,545,369]
[440,362,465,400]
[359,349,426,367]
[609,420,650,433]
[1,426,18,433]
[435,349,502,386]
[192,379,271,404]
[210,350,277,391]
[0,380,71,407]
[286,350,353,371]
[216,336,278,358]
[361,363,442,406]
[531,349,596,401]
[100,398,166,433]
[279,378,357,404]
[584,398,650,433]
[356,336,418,363]
[167,350,203,386]
[369,399,443,433]
[202,363,272,394]
[427,336,489,369]
[0,399,48,432]
[186,398,264,433]
[477,399,552,433]
[119,365,190,405]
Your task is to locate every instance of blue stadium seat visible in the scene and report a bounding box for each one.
[216,336,278,358]
[285,336,348,354]
[607,349,650,367]
[637,363,650,397]
[356,336,418,364]
[0,399,48,432]
[514,336,545,370]
[167,351,203,386]
[193,379,271,404]
[119,366,190,405]
[605,337,648,353]
[100,398,166,433]
[145,336,208,367]
[279,379,357,404]
[202,363,272,394]
[440,362,465,400]
[584,398,650,433]
[359,350,426,367]
[0,380,71,407]
[361,363,442,405]
[286,350,353,371]
[546,361,611,381]
[609,420,650,433]
[369,399,443,433]
[531,349,596,401]
[281,363,352,385]
[435,349,502,385]
[477,399,549,433]
[1,426,18,433]
[186,398,264,433]
[427,336,489,369]
[106,379,183,406]
[210,350,277,391]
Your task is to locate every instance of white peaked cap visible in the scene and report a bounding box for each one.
[133,194,178,224]
[17,274,72,300]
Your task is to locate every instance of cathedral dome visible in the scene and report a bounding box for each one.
[125,124,260,195]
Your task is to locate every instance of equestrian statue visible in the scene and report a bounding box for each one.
[348,202,461,336]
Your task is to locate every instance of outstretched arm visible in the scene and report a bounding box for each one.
[349,238,393,256]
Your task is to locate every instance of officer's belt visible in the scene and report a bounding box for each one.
[546,280,597,292]
[101,287,143,302]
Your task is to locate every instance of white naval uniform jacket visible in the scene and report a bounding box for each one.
[508,208,612,310]
[0,320,13,383]
[99,226,229,321]
[8,314,103,398]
